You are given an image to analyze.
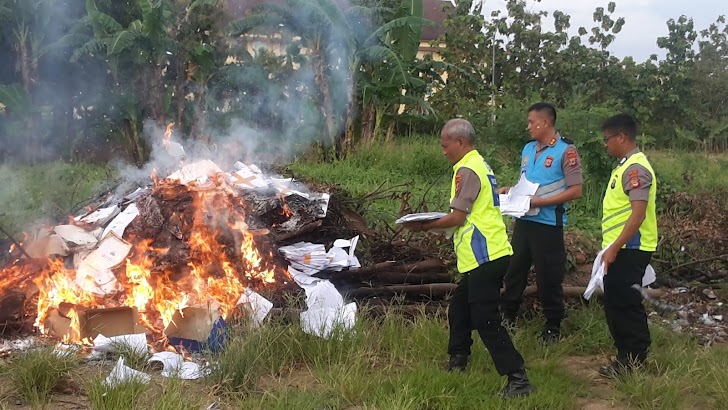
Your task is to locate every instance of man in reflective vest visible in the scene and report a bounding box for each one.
[498,102,583,343]
[405,119,534,398]
[598,113,657,378]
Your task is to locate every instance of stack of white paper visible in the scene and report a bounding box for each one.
[278,236,360,274]
[395,212,448,224]
[499,176,539,218]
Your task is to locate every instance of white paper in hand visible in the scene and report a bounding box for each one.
[395,212,447,224]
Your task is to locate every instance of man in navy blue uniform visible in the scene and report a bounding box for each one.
[498,102,583,343]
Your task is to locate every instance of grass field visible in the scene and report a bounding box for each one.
[290,139,728,232]
[1,304,727,409]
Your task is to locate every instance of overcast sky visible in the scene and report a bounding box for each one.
[479,0,726,61]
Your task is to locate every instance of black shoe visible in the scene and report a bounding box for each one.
[598,360,631,379]
[540,327,561,345]
[598,357,644,379]
[447,354,468,372]
[499,367,535,398]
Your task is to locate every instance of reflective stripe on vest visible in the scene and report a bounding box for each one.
[450,150,513,273]
[601,152,658,251]
[535,179,567,199]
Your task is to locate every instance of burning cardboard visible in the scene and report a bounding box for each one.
[164,307,228,353]
[53,225,98,251]
[45,304,143,341]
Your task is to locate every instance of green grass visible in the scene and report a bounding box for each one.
[0,346,81,409]
[2,306,727,409]
[0,161,115,235]
[648,149,728,193]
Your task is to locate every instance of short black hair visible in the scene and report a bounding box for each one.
[601,113,638,140]
[528,102,557,125]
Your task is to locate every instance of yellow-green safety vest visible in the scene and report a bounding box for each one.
[450,150,513,273]
[601,152,658,251]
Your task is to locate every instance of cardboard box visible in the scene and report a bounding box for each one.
[164,307,228,353]
[47,303,145,340]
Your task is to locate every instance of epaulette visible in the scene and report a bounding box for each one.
[561,137,575,145]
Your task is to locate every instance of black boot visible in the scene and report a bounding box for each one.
[447,354,468,372]
[499,367,535,398]
[599,354,646,379]
[540,325,561,345]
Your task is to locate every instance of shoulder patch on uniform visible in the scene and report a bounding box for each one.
[522,156,529,166]
[628,169,640,189]
[544,156,554,168]
[455,173,462,195]
[548,138,557,146]
[566,150,578,167]
[561,137,575,144]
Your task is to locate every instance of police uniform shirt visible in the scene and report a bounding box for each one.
[450,168,480,213]
[619,148,652,201]
[533,136,584,187]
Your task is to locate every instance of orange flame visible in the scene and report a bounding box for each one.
[163,122,175,147]
[0,171,287,344]
[280,193,292,218]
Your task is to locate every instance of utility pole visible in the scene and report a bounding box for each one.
[491,31,496,124]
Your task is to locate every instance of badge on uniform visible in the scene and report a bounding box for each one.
[566,150,578,167]
[548,138,557,146]
[611,179,616,189]
[455,174,462,195]
[544,156,554,168]
[628,169,640,189]
[522,156,528,166]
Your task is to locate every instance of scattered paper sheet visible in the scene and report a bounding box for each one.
[54,225,98,250]
[92,333,148,357]
[148,351,207,379]
[123,187,148,203]
[228,164,269,189]
[395,212,448,224]
[301,302,357,339]
[584,244,658,300]
[77,205,120,227]
[510,175,539,197]
[104,357,151,386]
[236,288,273,326]
[289,266,319,286]
[74,233,132,296]
[102,204,139,239]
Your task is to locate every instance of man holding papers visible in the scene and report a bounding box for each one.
[598,113,657,378]
[498,102,583,343]
[404,118,534,398]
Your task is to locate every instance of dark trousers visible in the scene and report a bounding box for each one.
[604,249,652,362]
[447,256,525,376]
[500,219,566,327]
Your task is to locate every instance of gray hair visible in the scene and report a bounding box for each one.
[442,118,476,145]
